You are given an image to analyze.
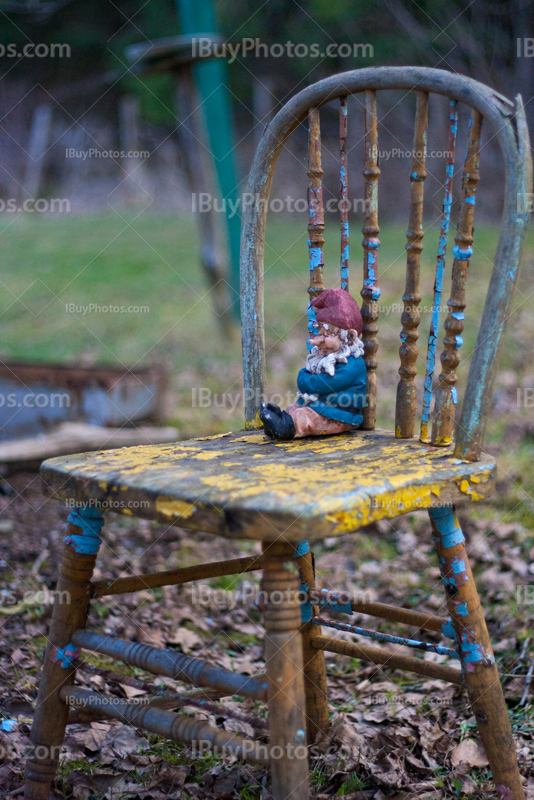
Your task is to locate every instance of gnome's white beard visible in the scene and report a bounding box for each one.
[305,333,364,377]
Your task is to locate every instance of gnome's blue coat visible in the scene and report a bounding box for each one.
[296,355,367,426]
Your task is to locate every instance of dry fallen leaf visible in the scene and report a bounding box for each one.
[450,738,490,770]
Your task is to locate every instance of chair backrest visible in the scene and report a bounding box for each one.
[240,67,532,462]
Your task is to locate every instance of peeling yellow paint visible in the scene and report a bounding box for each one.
[155,497,197,519]
[192,450,227,460]
[245,412,263,430]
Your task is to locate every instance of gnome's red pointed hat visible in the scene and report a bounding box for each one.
[311,288,363,335]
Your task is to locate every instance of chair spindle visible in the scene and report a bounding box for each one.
[432,110,482,446]
[361,89,381,430]
[420,100,458,442]
[396,91,429,438]
[340,96,349,291]
[307,107,325,340]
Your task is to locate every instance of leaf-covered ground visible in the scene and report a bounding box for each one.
[0,215,533,798]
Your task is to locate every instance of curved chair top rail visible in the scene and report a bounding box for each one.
[240,66,532,461]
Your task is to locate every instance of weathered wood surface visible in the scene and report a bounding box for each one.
[59,686,269,766]
[360,89,380,430]
[312,635,464,685]
[420,99,458,443]
[72,629,268,701]
[429,506,525,800]
[396,91,428,438]
[432,110,482,447]
[41,427,495,541]
[339,96,349,291]
[91,553,265,597]
[262,541,309,800]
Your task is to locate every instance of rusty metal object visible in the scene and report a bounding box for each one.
[420,100,458,443]
[429,506,525,799]
[339,96,349,291]
[312,615,458,658]
[312,634,464,685]
[59,686,269,765]
[91,553,265,597]
[396,91,428,438]
[432,110,482,446]
[71,629,268,701]
[360,89,381,430]
[312,587,447,632]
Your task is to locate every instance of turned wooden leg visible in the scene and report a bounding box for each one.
[263,541,309,800]
[25,506,104,800]
[293,541,329,742]
[429,506,525,800]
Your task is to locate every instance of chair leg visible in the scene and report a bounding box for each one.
[263,541,309,800]
[429,506,525,800]
[293,542,329,743]
[25,507,104,800]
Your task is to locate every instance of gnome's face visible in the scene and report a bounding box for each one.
[309,324,358,355]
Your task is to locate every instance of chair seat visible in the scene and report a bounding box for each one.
[41,428,495,541]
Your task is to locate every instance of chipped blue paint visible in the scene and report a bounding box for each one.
[451,557,466,574]
[455,335,464,349]
[420,101,457,438]
[429,507,465,547]
[53,643,80,668]
[307,301,318,351]
[452,244,473,260]
[65,506,104,554]
[451,387,458,404]
[456,603,468,616]
[299,583,313,622]
[442,619,457,640]
[1,719,18,732]
[460,633,495,665]
[317,588,352,615]
[451,311,464,320]
[465,196,475,205]
[312,616,459,659]
[294,541,310,557]
[308,244,323,269]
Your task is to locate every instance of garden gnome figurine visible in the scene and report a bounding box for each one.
[260,288,368,440]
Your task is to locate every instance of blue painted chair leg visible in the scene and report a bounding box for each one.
[25,507,104,800]
[429,506,524,800]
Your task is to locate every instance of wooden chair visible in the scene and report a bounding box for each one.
[25,67,531,800]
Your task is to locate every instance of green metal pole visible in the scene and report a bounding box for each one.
[175,0,241,318]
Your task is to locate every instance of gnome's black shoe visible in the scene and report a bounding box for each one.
[260,402,296,441]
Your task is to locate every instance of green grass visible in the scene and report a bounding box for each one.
[0,211,533,446]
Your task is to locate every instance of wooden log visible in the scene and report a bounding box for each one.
[361,89,381,429]
[306,107,325,343]
[396,91,428,438]
[91,554,265,597]
[71,629,268,701]
[25,507,104,800]
[312,588,447,632]
[59,686,269,765]
[294,543,329,741]
[432,110,482,446]
[420,99,458,442]
[263,541,309,800]
[312,635,464,686]
[429,506,525,800]
[339,96,349,291]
